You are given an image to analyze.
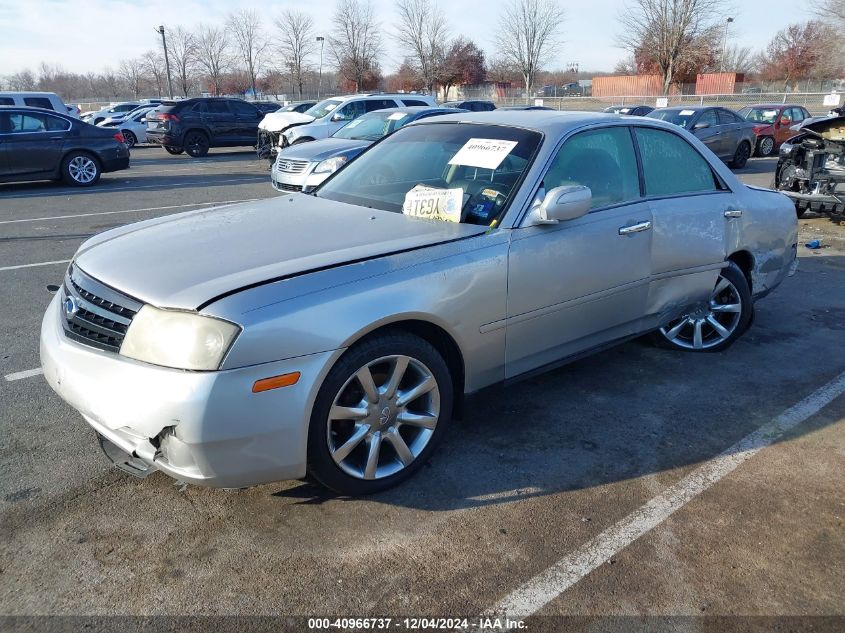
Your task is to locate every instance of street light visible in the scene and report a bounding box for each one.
[155,25,174,99]
[720,17,734,74]
[316,36,325,99]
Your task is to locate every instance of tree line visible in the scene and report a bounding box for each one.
[1,0,843,102]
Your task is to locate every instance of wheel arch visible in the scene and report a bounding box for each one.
[337,318,467,420]
[727,249,754,293]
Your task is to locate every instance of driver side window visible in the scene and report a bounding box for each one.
[542,127,641,210]
[334,101,366,121]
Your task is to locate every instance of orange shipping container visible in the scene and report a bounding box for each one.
[592,75,664,97]
[696,73,745,95]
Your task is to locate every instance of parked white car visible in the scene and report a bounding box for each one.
[0,91,78,117]
[83,102,149,126]
[99,106,156,147]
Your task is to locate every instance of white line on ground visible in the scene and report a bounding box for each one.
[0,199,261,225]
[0,259,71,272]
[0,176,266,200]
[4,368,44,382]
[485,369,845,619]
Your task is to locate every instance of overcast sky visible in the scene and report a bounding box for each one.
[0,0,814,77]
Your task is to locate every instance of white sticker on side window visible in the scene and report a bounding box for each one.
[402,184,464,223]
[448,138,518,170]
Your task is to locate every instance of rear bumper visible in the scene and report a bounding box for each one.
[101,156,130,173]
[40,292,337,488]
[145,131,177,146]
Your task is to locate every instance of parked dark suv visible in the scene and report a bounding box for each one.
[145,97,263,157]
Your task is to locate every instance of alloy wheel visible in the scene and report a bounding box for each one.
[327,355,440,481]
[759,136,774,156]
[659,273,744,350]
[68,156,98,184]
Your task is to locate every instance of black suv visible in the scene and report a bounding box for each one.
[145,97,263,157]
[442,100,496,112]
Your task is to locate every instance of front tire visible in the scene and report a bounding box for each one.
[184,131,210,157]
[122,130,136,148]
[654,262,752,352]
[756,136,775,157]
[307,332,453,495]
[61,152,101,187]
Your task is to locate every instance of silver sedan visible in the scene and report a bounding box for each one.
[41,111,798,495]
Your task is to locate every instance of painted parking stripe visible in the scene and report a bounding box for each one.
[485,369,845,618]
[0,176,267,200]
[4,368,44,382]
[0,259,71,272]
[0,199,261,225]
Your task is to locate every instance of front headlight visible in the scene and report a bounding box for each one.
[120,305,241,371]
[314,155,348,174]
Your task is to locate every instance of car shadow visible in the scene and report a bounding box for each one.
[269,258,845,511]
[733,156,778,176]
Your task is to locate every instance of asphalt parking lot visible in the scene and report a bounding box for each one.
[1,147,843,631]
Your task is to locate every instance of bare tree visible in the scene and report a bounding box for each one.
[142,50,166,98]
[9,69,36,91]
[330,0,384,91]
[618,0,726,95]
[720,45,756,74]
[275,10,316,98]
[813,0,845,25]
[496,0,565,96]
[227,9,268,97]
[195,24,231,96]
[394,0,449,93]
[119,58,146,98]
[166,26,198,97]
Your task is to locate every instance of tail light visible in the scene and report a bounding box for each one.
[113,132,125,144]
[160,113,180,122]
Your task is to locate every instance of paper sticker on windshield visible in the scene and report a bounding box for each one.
[402,184,463,223]
[679,109,696,116]
[448,138,518,170]
[345,119,361,128]
[388,112,406,120]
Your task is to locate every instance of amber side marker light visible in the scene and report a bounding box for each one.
[252,372,301,393]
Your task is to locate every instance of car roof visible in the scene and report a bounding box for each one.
[652,106,716,112]
[407,109,646,134]
[0,91,60,97]
[743,103,795,109]
[0,104,73,118]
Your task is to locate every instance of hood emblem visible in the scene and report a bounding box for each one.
[64,296,79,319]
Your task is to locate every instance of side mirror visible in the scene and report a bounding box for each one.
[331,113,346,122]
[693,121,710,130]
[140,118,146,123]
[528,185,592,225]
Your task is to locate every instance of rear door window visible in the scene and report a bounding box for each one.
[402,99,428,107]
[0,97,14,105]
[364,99,396,113]
[635,127,720,197]
[24,97,54,110]
[207,101,230,115]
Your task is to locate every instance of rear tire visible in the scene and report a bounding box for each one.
[729,141,751,169]
[653,262,752,353]
[756,136,775,157]
[164,146,184,155]
[61,152,101,187]
[307,332,453,495]
[184,131,210,157]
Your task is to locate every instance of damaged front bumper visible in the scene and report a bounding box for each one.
[40,293,334,488]
[775,116,845,215]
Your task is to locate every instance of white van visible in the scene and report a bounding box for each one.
[0,91,78,118]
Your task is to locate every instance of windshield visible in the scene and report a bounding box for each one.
[333,111,412,141]
[646,109,697,128]
[317,122,542,226]
[303,98,342,119]
[737,107,779,124]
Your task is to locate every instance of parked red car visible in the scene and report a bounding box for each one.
[737,104,811,157]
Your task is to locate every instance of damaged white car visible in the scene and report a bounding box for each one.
[775,116,845,216]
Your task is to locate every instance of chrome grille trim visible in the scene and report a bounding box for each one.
[275,158,309,174]
[61,265,143,353]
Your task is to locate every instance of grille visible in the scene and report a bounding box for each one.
[61,266,143,353]
[275,182,303,193]
[276,158,309,174]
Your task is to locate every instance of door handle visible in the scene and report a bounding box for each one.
[618,221,652,236]
[49,136,64,140]
[724,209,743,218]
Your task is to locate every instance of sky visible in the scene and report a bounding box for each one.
[0,0,817,77]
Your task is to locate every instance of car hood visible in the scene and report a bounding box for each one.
[259,111,315,132]
[73,196,487,311]
[800,115,845,144]
[279,138,372,162]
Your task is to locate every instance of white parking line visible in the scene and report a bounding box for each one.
[0,259,71,272]
[4,368,44,382]
[485,369,845,618]
[0,199,261,225]
[0,176,267,200]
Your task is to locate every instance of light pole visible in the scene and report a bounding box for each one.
[156,25,174,99]
[316,36,325,99]
[720,17,734,74]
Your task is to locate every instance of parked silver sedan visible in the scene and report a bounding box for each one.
[41,111,798,495]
